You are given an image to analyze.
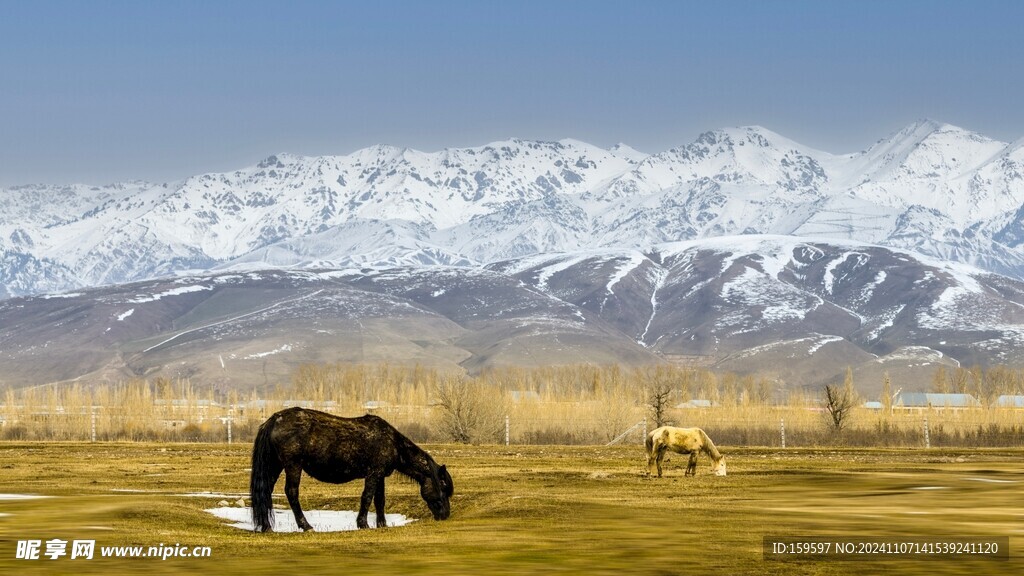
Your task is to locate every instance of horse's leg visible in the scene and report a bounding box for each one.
[686,452,697,476]
[357,475,379,529]
[655,447,665,478]
[373,478,387,528]
[284,465,314,532]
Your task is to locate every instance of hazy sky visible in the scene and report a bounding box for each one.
[2,0,1023,186]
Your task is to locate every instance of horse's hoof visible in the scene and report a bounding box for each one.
[300,525,315,532]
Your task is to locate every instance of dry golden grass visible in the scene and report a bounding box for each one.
[0,442,1021,575]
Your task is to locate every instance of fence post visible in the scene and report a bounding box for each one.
[91,406,97,443]
[505,415,510,447]
[642,418,648,440]
[923,415,930,449]
[780,418,786,448]
[227,408,233,444]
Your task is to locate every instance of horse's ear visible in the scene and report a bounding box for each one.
[439,464,454,497]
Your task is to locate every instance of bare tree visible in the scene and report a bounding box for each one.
[647,382,674,428]
[880,372,892,413]
[431,375,505,444]
[824,383,857,433]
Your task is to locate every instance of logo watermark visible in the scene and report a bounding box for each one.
[15,539,211,561]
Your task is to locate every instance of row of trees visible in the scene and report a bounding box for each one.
[4,363,1024,444]
[929,365,1024,403]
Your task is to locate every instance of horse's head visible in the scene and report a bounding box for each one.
[713,456,727,477]
[421,463,454,520]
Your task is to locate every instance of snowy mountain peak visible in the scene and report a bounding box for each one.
[257,153,303,169]
[607,143,648,163]
[6,123,1024,299]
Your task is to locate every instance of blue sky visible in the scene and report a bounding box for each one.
[1,0,1022,185]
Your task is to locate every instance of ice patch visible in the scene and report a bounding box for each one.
[0,494,53,500]
[177,491,250,498]
[207,507,415,532]
[964,477,1017,484]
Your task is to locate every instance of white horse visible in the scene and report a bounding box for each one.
[645,426,726,477]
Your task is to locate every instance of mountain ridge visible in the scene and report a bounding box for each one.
[4,121,1024,298]
[2,235,1019,394]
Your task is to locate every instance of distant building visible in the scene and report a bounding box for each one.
[154,399,219,408]
[994,395,1024,408]
[509,390,541,402]
[363,400,390,412]
[894,392,979,410]
[676,399,716,409]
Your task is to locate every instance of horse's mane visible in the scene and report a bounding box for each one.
[391,424,440,484]
[698,428,723,461]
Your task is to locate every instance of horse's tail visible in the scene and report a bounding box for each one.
[699,428,722,460]
[644,429,656,457]
[250,416,283,532]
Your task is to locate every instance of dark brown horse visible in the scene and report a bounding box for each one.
[250,407,453,532]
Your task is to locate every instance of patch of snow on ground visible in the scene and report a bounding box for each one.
[823,252,867,294]
[857,270,887,303]
[877,346,952,366]
[316,269,363,280]
[129,284,212,303]
[605,253,647,294]
[0,494,53,500]
[720,267,807,326]
[117,308,135,321]
[211,275,244,284]
[751,240,797,279]
[244,344,293,359]
[534,254,593,291]
[919,287,1004,331]
[206,507,415,532]
[867,305,905,339]
[807,335,844,354]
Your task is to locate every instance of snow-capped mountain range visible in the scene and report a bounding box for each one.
[5,119,1024,299]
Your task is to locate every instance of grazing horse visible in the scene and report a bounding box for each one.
[645,426,726,478]
[250,407,454,532]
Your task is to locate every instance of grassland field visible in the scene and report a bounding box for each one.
[0,442,1021,575]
